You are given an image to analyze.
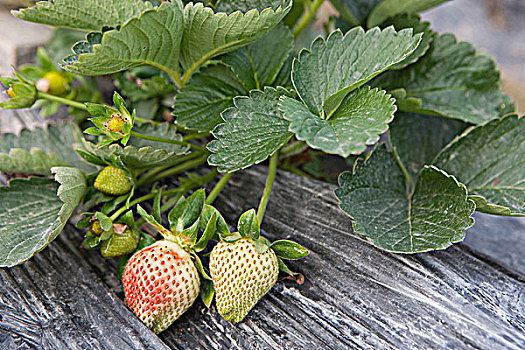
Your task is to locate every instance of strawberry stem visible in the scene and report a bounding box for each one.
[110,192,158,221]
[279,140,307,156]
[293,0,325,39]
[206,172,233,205]
[136,151,204,185]
[110,169,218,221]
[257,152,279,224]
[38,91,152,124]
[130,130,207,153]
[137,154,209,186]
[37,91,87,111]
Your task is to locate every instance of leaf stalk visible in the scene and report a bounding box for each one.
[206,172,233,205]
[257,152,279,224]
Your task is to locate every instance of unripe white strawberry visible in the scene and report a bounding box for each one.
[210,238,279,322]
[122,240,200,333]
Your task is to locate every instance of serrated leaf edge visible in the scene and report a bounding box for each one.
[207,86,293,173]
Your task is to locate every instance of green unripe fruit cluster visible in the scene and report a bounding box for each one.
[94,166,132,196]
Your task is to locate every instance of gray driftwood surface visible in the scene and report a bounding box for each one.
[0,109,524,349]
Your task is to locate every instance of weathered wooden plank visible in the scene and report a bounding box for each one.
[0,107,55,135]
[0,222,170,350]
[159,168,523,350]
[0,9,52,76]
[1,109,524,349]
[463,213,525,277]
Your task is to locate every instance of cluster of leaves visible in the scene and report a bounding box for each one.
[0,0,522,301]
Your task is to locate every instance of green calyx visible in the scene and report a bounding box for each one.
[136,189,224,252]
[85,91,134,145]
[135,190,227,285]
[217,208,310,275]
[81,210,144,258]
[0,72,38,109]
[94,166,133,196]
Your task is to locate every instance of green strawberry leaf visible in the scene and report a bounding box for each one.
[237,209,260,240]
[222,232,243,243]
[118,210,136,228]
[153,188,163,224]
[280,87,396,157]
[291,27,421,118]
[194,212,217,252]
[367,0,451,28]
[277,257,297,276]
[200,278,215,307]
[254,236,271,254]
[192,252,212,280]
[95,212,113,231]
[199,204,230,237]
[380,14,433,69]
[434,115,524,217]
[62,2,184,79]
[174,24,293,131]
[373,33,515,124]
[389,112,467,184]
[136,205,173,238]
[174,62,246,132]
[0,123,96,175]
[0,167,86,267]
[12,0,152,31]
[207,87,294,172]
[270,240,309,260]
[335,144,475,253]
[168,190,205,232]
[216,0,285,13]
[220,23,293,91]
[180,0,291,72]
[138,231,157,250]
[112,91,129,116]
[0,148,69,176]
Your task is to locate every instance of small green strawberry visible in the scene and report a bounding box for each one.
[94,166,132,196]
[36,71,69,96]
[209,209,309,323]
[100,225,139,258]
[122,240,200,333]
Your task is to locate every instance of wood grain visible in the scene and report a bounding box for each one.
[0,224,169,350]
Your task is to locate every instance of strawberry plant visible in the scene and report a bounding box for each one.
[0,0,523,333]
